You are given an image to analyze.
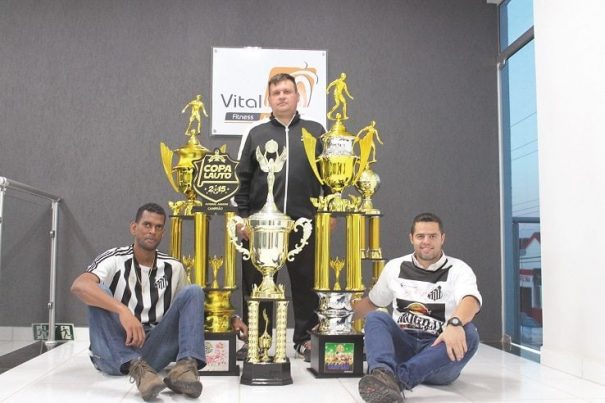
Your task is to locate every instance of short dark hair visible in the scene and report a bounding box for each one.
[135,203,166,223]
[410,212,443,234]
[268,73,297,92]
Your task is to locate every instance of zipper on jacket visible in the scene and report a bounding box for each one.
[276,114,296,215]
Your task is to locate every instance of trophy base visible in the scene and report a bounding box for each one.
[199,332,240,376]
[240,360,293,385]
[308,331,364,378]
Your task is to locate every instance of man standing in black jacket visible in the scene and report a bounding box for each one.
[234,73,325,362]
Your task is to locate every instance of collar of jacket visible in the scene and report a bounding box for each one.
[270,111,300,128]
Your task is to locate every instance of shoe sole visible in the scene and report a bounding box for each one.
[358,375,404,403]
[141,382,166,401]
[164,378,203,398]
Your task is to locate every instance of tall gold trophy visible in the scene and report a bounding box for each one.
[160,94,240,375]
[354,120,386,286]
[302,73,384,377]
[227,140,313,385]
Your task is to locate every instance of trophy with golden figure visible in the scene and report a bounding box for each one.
[354,120,387,286]
[160,93,241,375]
[227,140,313,385]
[302,73,380,377]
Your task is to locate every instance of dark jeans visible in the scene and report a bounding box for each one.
[364,310,479,389]
[241,229,318,346]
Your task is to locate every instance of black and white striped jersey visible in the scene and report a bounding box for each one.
[369,253,482,335]
[86,245,188,325]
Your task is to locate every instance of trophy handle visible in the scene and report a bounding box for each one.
[287,217,313,261]
[301,128,324,185]
[226,215,251,260]
[160,142,179,193]
[353,133,373,183]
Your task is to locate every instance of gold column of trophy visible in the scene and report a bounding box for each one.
[354,121,386,286]
[160,94,241,375]
[302,73,380,377]
[227,140,312,385]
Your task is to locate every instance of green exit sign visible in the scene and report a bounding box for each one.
[32,323,75,341]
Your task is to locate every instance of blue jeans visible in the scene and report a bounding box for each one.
[89,284,206,375]
[364,310,479,389]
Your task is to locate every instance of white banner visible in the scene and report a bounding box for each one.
[212,47,327,136]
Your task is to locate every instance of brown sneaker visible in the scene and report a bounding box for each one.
[358,367,404,403]
[164,357,203,398]
[128,359,166,401]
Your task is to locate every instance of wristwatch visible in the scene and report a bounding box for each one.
[446,317,463,327]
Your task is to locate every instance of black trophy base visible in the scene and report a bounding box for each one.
[308,331,364,378]
[240,360,293,385]
[199,332,240,376]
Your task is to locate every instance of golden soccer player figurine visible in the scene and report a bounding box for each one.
[182,94,208,135]
[356,121,383,163]
[326,72,354,120]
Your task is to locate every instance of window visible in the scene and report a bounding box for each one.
[499,0,542,356]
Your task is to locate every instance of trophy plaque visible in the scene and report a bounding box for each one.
[227,140,313,385]
[160,93,240,375]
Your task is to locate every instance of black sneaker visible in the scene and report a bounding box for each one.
[295,341,311,363]
[358,367,404,403]
[236,343,248,361]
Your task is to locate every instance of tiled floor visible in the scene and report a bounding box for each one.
[1,341,605,402]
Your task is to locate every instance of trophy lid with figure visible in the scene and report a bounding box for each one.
[160,94,211,216]
[301,73,373,212]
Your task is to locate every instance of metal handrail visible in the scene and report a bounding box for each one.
[0,177,61,346]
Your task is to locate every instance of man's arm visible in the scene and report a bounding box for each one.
[234,131,257,240]
[432,295,480,362]
[71,272,146,348]
[449,295,481,326]
[234,133,254,217]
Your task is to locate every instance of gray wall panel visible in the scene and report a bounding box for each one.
[0,0,501,341]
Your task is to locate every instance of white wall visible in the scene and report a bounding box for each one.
[534,0,605,385]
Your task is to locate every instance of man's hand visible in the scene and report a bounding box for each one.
[432,325,467,361]
[352,296,378,321]
[232,316,249,341]
[71,272,146,348]
[236,223,250,241]
[119,308,146,348]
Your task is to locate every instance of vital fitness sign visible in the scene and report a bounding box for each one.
[212,47,327,136]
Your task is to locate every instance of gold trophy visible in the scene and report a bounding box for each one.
[227,140,312,385]
[354,121,386,284]
[302,73,379,377]
[160,94,240,375]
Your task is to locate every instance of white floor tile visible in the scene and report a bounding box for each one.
[2,340,605,402]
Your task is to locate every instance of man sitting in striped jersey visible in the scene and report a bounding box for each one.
[71,202,247,401]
